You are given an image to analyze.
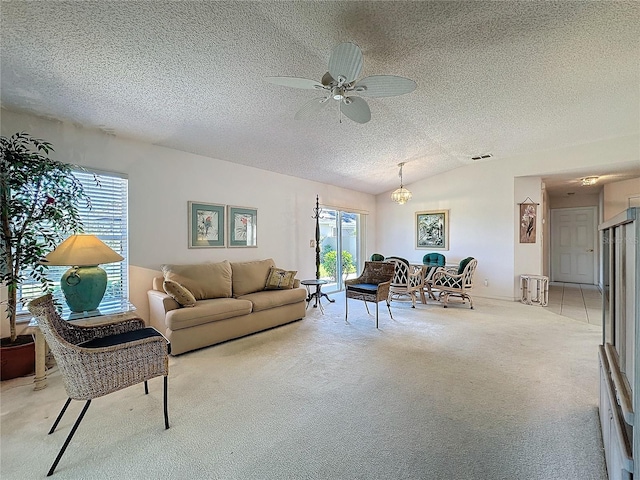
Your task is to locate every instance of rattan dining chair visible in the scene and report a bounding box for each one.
[27,294,170,476]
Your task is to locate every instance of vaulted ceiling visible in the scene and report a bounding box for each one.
[2,1,638,195]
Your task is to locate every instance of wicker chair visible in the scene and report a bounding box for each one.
[27,294,170,476]
[430,257,478,309]
[422,252,446,300]
[386,256,425,308]
[345,261,395,328]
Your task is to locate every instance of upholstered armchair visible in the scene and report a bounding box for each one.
[345,261,395,328]
[386,256,425,308]
[430,257,478,308]
[27,294,170,476]
[422,252,446,300]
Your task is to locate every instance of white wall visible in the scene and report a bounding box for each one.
[375,135,639,301]
[549,193,600,209]
[1,109,376,330]
[603,177,640,221]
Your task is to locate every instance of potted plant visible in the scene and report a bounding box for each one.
[1,132,89,380]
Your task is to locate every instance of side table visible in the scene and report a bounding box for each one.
[301,279,335,314]
[520,274,549,306]
[27,299,138,390]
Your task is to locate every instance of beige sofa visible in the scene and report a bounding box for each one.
[147,258,307,355]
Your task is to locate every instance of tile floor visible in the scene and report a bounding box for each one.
[545,282,603,325]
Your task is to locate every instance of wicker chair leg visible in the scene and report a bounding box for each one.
[144,380,149,395]
[364,301,370,315]
[375,302,379,329]
[47,400,91,477]
[49,398,72,435]
[345,293,348,322]
[164,376,169,429]
[386,300,393,320]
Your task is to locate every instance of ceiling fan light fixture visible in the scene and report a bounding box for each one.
[581,176,598,186]
[391,162,412,205]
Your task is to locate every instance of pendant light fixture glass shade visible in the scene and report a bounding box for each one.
[391,162,412,205]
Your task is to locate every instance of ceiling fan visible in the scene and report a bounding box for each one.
[265,42,417,124]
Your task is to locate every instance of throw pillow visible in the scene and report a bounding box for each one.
[264,267,297,290]
[163,280,197,307]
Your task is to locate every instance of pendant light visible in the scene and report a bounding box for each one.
[390,162,412,205]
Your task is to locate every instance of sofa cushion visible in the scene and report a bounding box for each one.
[162,261,232,300]
[230,258,275,296]
[163,280,196,307]
[264,267,297,290]
[165,298,253,331]
[238,287,307,313]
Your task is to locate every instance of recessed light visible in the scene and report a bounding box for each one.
[581,176,598,186]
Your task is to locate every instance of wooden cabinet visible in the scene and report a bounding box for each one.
[599,207,638,480]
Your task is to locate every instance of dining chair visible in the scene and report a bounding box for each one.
[386,256,424,308]
[430,257,478,308]
[422,252,446,300]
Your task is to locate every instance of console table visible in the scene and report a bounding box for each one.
[27,297,137,390]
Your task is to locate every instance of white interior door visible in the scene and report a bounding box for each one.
[551,207,597,284]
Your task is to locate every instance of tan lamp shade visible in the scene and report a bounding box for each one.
[43,234,124,266]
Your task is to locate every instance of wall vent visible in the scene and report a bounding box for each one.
[471,153,493,161]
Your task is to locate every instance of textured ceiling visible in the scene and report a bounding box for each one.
[2,1,639,195]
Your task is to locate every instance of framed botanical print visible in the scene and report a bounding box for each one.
[188,201,225,248]
[228,206,257,247]
[416,210,449,250]
[519,203,537,243]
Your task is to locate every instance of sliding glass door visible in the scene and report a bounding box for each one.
[318,208,363,292]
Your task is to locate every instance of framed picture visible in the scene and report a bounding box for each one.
[416,210,449,250]
[519,203,537,243]
[228,206,257,247]
[188,201,225,248]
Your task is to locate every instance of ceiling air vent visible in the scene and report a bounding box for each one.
[471,153,493,161]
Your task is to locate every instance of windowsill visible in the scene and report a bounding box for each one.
[16,313,32,324]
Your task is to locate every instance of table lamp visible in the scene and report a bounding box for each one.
[42,234,124,312]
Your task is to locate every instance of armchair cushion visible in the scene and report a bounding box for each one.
[163,280,196,307]
[346,283,379,294]
[78,327,170,354]
[458,257,474,275]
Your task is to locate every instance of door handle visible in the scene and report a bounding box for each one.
[587,249,594,252]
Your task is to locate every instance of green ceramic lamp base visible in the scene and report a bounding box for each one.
[61,265,108,312]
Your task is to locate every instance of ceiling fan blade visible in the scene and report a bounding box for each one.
[265,77,324,90]
[294,97,330,120]
[328,42,363,85]
[321,72,335,86]
[355,75,417,97]
[340,97,371,124]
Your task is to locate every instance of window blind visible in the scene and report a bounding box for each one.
[17,169,128,315]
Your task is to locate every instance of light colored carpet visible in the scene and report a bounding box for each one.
[1,295,607,479]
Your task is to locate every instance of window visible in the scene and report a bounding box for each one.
[17,169,128,317]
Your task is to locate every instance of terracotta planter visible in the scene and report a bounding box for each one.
[0,335,36,380]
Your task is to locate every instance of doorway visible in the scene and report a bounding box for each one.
[550,206,597,284]
[318,208,363,293]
